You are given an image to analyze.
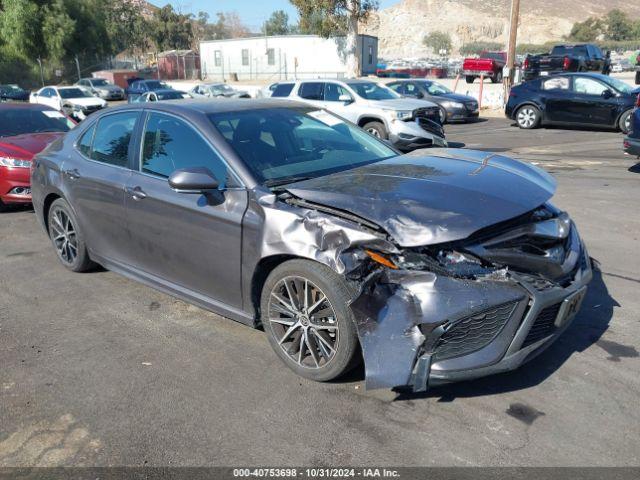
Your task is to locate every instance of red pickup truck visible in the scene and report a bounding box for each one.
[462,51,506,84]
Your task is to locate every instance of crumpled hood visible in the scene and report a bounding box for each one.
[0,133,65,159]
[366,98,438,110]
[285,149,556,247]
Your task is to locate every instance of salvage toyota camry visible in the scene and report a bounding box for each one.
[31,100,592,391]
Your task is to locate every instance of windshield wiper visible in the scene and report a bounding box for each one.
[265,176,316,189]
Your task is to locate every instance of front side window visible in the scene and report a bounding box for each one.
[324,83,352,102]
[141,113,235,188]
[424,81,452,95]
[90,112,139,167]
[209,108,397,187]
[241,49,249,66]
[298,82,324,100]
[573,77,607,95]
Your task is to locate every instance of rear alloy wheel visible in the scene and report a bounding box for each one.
[362,121,388,140]
[261,260,360,382]
[438,106,447,124]
[516,105,541,129]
[47,198,95,272]
[619,109,632,134]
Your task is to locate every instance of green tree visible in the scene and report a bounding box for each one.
[0,0,44,58]
[149,5,193,51]
[605,9,634,41]
[290,0,379,77]
[459,41,503,56]
[104,0,150,55]
[568,17,604,42]
[423,31,452,54]
[264,10,291,36]
[41,0,75,62]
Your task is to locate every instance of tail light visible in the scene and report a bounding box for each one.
[523,57,529,70]
[562,56,570,70]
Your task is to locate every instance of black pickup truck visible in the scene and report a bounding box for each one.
[523,44,606,81]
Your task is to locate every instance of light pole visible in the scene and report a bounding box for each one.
[504,0,520,98]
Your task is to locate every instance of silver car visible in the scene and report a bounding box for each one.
[76,78,125,101]
[31,100,591,392]
[190,83,251,99]
[271,79,446,150]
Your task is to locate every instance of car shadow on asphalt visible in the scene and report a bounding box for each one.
[393,263,617,402]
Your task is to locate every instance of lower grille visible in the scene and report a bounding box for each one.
[521,303,562,348]
[432,301,518,361]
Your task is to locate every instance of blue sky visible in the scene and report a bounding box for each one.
[151,0,400,30]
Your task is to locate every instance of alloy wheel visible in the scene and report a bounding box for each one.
[366,127,381,137]
[517,107,537,128]
[267,276,339,369]
[624,114,631,133]
[50,207,78,264]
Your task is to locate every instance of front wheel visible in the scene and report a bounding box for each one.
[47,198,95,272]
[362,121,388,140]
[515,105,541,129]
[261,259,360,382]
[619,109,633,134]
[438,106,447,124]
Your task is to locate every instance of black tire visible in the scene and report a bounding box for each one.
[47,198,95,272]
[362,121,388,140]
[619,109,633,134]
[0,199,7,213]
[438,106,447,124]
[465,76,475,84]
[491,71,503,84]
[260,259,360,383]
[515,104,541,129]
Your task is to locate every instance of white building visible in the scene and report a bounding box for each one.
[199,34,378,81]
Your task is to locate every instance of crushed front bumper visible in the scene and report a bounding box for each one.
[350,232,592,392]
[389,118,447,150]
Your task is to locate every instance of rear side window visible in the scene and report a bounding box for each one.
[140,112,236,188]
[90,112,139,167]
[77,123,96,157]
[542,77,569,90]
[298,82,324,100]
[271,83,294,97]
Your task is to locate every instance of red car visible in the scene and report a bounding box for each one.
[0,103,74,210]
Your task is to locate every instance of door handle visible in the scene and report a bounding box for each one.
[64,168,81,180]
[125,186,147,200]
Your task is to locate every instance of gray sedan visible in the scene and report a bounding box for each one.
[30,100,591,391]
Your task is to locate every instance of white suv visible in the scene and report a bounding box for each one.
[270,79,446,150]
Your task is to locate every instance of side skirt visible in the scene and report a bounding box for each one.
[90,252,256,328]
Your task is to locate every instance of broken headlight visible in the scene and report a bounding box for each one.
[386,248,498,278]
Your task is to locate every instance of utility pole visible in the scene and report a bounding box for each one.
[504,0,520,100]
[75,55,81,81]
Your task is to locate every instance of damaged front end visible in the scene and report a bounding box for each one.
[348,203,592,391]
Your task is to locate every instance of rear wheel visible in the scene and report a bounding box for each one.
[261,259,360,382]
[515,105,541,129]
[47,198,95,272]
[362,121,388,140]
[438,106,447,124]
[465,76,475,84]
[492,71,503,84]
[619,109,633,134]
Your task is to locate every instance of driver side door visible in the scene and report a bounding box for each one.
[570,76,619,126]
[124,111,247,309]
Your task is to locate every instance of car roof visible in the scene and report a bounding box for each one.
[102,98,309,115]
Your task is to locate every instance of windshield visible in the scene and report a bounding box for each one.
[604,76,635,94]
[212,84,234,93]
[552,45,587,57]
[209,108,397,186]
[423,81,452,95]
[59,88,91,99]
[0,108,74,137]
[91,79,109,86]
[346,82,399,100]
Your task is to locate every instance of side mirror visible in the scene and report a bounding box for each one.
[169,167,220,193]
[601,89,614,99]
[338,94,354,104]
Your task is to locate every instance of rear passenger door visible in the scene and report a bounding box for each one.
[123,111,247,309]
[296,82,326,109]
[63,111,140,262]
[539,76,573,123]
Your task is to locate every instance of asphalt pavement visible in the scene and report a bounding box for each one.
[1,118,639,467]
